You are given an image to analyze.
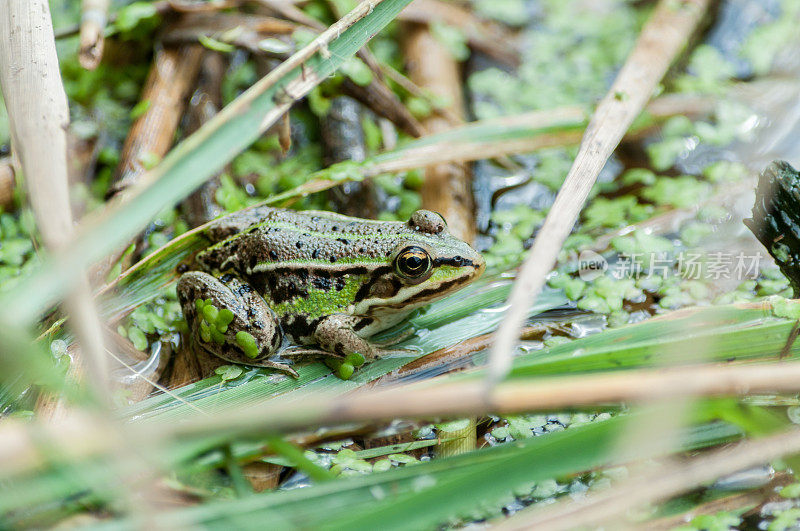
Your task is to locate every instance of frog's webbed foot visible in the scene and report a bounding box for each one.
[177,271,296,376]
[371,346,418,357]
[244,359,299,378]
[369,327,416,348]
[278,345,332,357]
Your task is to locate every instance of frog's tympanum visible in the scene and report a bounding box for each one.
[177,207,485,378]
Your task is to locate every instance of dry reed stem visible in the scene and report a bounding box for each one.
[369,131,584,175]
[494,426,800,531]
[174,359,800,439]
[643,473,793,530]
[0,3,164,521]
[0,3,73,243]
[486,0,711,386]
[79,0,109,70]
[0,0,113,407]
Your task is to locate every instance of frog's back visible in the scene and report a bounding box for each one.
[199,208,406,274]
[205,207,401,242]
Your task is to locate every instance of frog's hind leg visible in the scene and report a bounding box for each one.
[177,271,297,377]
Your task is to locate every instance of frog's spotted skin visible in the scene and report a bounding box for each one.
[177,207,484,377]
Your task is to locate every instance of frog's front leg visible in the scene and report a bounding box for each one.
[313,314,378,359]
[177,271,297,377]
[307,314,411,379]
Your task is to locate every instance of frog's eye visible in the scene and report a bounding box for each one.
[395,246,432,280]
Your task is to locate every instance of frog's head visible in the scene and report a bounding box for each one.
[355,210,485,318]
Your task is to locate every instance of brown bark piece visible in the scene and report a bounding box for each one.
[400,0,519,67]
[242,461,282,492]
[0,157,15,210]
[108,45,204,197]
[402,23,475,243]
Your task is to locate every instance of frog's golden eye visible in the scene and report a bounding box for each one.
[395,246,432,279]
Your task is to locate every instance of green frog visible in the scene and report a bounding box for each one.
[177,206,485,378]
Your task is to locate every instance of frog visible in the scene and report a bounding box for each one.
[176,206,485,379]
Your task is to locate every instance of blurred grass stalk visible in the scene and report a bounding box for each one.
[496,426,800,530]
[5,342,800,480]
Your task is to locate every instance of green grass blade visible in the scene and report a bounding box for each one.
[88,417,740,530]
[510,305,792,376]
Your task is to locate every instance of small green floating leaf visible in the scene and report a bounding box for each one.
[128,326,148,351]
[344,352,365,367]
[217,308,235,327]
[337,363,355,380]
[771,296,800,320]
[202,303,219,324]
[780,483,800,499]
[235,331,259,358]
[199,321,212,343]
[215,365,244,382]
[198,34,236,54]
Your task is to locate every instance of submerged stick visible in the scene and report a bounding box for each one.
[321,97,378,217]
[486,0,711,386]
[182,52,226,229]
